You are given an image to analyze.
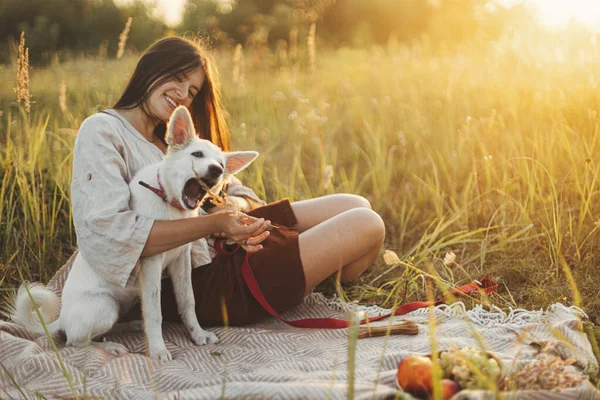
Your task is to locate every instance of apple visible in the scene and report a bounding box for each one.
[440,379,460,400]
[396,355,433,396]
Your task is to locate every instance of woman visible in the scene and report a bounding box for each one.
[57,36,385,328]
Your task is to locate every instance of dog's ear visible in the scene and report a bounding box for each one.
[167,106,195,147]
[223,151,259,175]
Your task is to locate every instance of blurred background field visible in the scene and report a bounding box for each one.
[1,0,599,353]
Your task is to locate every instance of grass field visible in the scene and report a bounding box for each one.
[1,29,599,366]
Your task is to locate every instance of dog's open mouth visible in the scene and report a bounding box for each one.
[182,178,216,210]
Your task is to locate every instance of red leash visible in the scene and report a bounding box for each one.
[214,240,498,329]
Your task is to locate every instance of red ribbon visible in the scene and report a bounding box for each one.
[214,240,498,329]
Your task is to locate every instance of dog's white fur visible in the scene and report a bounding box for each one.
[9,106,258,360]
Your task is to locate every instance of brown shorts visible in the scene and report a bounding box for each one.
[157,199,306,326]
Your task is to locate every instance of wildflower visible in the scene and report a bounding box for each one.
[271,91,286,101]
[397,131,407,147]
[306,109,319,122]
[288,111,298,121]
[218,0,233,14]
[383,250,401,266]
[117,17,132,59]
[239,122,246,129]
[443,252,456,266]
[321,165,333,190]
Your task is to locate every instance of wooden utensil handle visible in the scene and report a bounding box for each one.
[357,321,419,339]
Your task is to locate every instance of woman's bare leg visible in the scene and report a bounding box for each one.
[291,194,372,232]
[292,196,385,294]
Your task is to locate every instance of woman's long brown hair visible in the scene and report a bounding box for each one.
[113,36,231,151]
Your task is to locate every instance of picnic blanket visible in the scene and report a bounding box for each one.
[1,290,599,399]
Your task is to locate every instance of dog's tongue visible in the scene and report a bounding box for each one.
[185,179,202,200]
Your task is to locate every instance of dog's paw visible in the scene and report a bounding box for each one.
[190,328,219,346]
[204,330,219,344]
[96,341,129,357]
[149,345,172,362]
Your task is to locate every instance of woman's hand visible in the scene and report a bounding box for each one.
[212,211,271,253]
[207,203,237,239]
[207,195,255,241]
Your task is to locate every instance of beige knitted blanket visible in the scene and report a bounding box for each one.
[1,276,599,399]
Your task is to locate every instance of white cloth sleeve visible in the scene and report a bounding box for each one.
[71,117,155,288]
[225,176,266,210]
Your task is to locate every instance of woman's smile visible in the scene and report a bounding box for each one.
[165,94,178,110]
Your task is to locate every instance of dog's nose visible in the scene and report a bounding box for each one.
[207,164,223,179]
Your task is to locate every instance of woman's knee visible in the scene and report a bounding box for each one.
[335,193,372,210]
[346,207,385,243]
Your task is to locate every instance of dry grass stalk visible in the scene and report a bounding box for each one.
[58,81,67,113]
[357,321,419,339]
[289,26,298,63]
[321,164,333,190]
[191,162,235,210]
[307,23,316,74]
[15,32,31,113]
[232,43,245,89]
[116,17,132,59]
[276,39,288,70]
[51,53,60,68]
[98,40,108,60]
[191,164,280,231]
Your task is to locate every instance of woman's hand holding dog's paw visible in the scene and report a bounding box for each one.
[213,212,271,253]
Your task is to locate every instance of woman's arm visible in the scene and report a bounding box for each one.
[141,212,270,257]
[71,115,269,287]
[224,176,266,211]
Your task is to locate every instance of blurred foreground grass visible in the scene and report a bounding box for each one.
[1,32,599,347]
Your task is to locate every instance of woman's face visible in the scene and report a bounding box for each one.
[146,68,206,121]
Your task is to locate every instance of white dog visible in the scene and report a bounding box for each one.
[9,106,258,361]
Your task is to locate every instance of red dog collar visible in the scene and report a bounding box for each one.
[139,169,186,211]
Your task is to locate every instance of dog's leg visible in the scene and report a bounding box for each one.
[168,248,219,346]
[108,320,144,333]
[63,294,129,356]
[138,257,172,361]
[89,341,130,356]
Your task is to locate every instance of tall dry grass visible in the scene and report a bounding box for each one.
[15,32,31,113]
[0,25,599,395]
[116,17,133,60]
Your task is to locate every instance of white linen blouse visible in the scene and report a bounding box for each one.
[69,109,264,288]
